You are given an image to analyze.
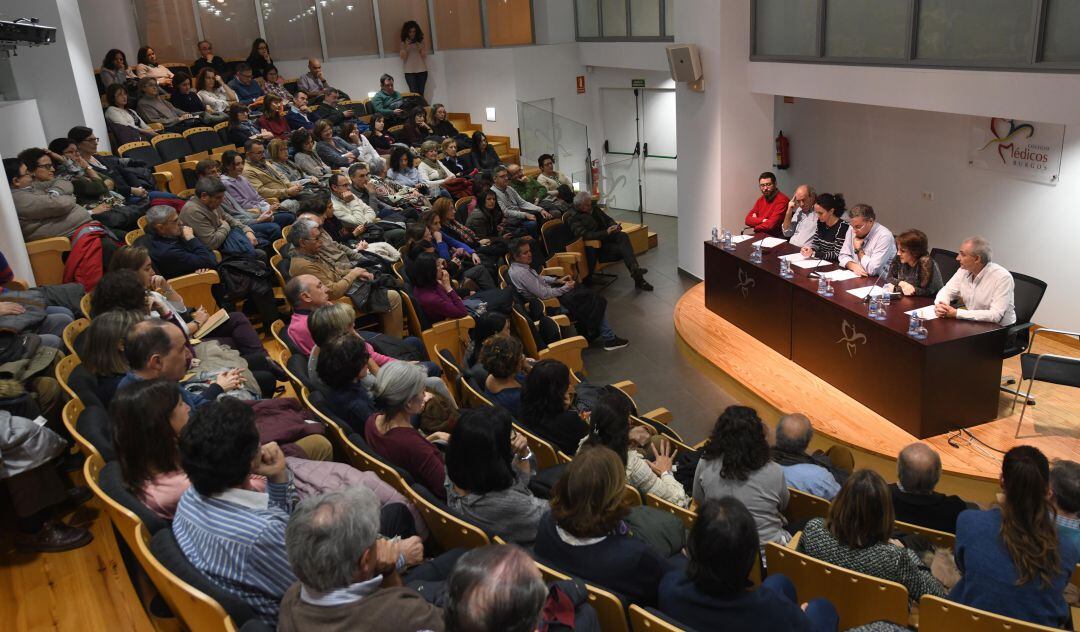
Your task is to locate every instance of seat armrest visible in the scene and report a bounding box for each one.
[1003,321,1037,356]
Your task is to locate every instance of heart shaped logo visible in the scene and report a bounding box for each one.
[997,142,1013,165]
[981,118,1036,151]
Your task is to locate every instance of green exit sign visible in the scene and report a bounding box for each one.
[631,79,646,88]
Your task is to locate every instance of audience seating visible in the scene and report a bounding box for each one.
[508,304,588,376]
[154,160,187,195]
[784,488,831,525]
[213,121,229,144]
[918,594,1059,632]
[125,228,144,246]
[405,482,491,552]
[62,317,90,356]
[170,269,221,315]
[80,292,93,318]
[117,141,162,166]
[183,126,222,153]
[152,133,192,163]
[764,541,909,630]
[628,605,688,632]
[55,353,82,400]
[25,237,71,286]
[512,421,562,471]
[894,519,956,549]
[535,561,630,632]
[61,398,101,461]
[453,195,473,223]
[644,493,696,530]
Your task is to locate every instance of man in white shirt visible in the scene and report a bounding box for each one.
[838,203,896,277]
[782,184,818,248]
[934,236,1016,325]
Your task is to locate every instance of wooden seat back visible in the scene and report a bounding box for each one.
[63,398,101,460]
[784,487,832,525]
[63,317,91,356]
[919,594,1058,632]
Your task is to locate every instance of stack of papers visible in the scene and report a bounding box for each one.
[905,305,939,321]
[753,237,787,248]
[792,259,830,270]
[819,269,860,282]
[729,235,753,244]
[846,286,889,299]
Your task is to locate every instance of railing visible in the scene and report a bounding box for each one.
[517,100,590,190]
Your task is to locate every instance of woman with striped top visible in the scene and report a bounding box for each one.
[800,192,849,264]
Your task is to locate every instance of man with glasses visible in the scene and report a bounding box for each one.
[180,176,259,255]
[492,165,548,236]
[143,204,217,279]
[838,203,896,278]
[9,149,119,240]
[328,173,404,247]
[218,147,296,245]
[192,40,225,76]
[744,171,790,237]
[228,63,265,106]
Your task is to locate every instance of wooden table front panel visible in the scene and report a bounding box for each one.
[704,242,792,357]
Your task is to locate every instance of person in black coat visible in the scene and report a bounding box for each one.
[464,131,501,174]
[245,38,274,79]
[191,40,226,76]
[143,205,218,279]
[520,359,588,456]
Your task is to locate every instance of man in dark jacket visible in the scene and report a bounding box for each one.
[889,442,972,534]
[565,191,651,290]
[143,204,218,278]
[311,89,355,128]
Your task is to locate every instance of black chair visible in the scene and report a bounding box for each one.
[152,133,194,163]
[184,126,223,153]
[149,529,258,627]
[1001,270,1048,403]
[930,248,960,283]
[118,141,163,167]
[99,461,170,535]
[1013,328,1080,432]
[76,405,117,461]
[286,352,314,391]
[283,79,299,94]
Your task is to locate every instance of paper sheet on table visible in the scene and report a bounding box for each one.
[847,286,889,299]
[905,305,939,321]
[791,258,830,269]
[754,237,787,248]
[729,235,753,244]
[780,252,808,262]
[819,269,860,282]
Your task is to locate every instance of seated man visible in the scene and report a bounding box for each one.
[771,413,841,500]
[311,89,356,128]
[191,40,225,75]
[242,140,308,206]
[933,236,1016,325]
[837,203,895,278]
[285,92,316,131]
[443,545,548,632]
[329,173,404,246]
[227,63,265,106]
[370,73,405,125]
[349,162,408,223]
[180,177,260,257]
[285,274,331,355]
[219,148,296,244]
[508,163,567,216]
[889,443,970,534]
[117,318,245,410]
[296,57,349,102]
[7,154,107,241]
[565,191,651,291]
[287,218,405,338]
[506,238,628,351]
[143,204,218,278]
[782,184,817,248]
[1050,460,1080,554]
[492,165,548,234]
[279,488,449,632]
[744,171,789,237]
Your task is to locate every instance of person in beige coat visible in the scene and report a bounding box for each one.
[6,156,93,241]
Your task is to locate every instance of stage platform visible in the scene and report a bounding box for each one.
[675,282,1080,499]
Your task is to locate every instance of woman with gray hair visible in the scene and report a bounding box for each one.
[364,361,450,498]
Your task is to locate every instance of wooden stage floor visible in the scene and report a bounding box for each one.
[675,282,1080,485]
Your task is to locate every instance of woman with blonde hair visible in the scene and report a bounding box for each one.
[265,138,314,188]
[534,446,676,606]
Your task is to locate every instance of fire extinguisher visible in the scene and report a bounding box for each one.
[591,159,601,196]
[774,130,790,170]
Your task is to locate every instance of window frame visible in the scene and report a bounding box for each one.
[574,0,675,43]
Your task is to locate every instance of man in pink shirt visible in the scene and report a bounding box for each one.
[744,171,790,237]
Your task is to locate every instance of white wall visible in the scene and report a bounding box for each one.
[534,0,577,45]
[78,0,140,66]
[774,97,1080,331]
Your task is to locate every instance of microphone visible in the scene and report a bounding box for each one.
[862,253,897,303]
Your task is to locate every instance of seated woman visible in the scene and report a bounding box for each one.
[884,229,944,297]
[340,122,385,174]
[799,193,849,264]
[364,361,449,499]
[950,446,1079,628]
[798,469,948,602]
[466,189,510,242]
[133,45,173,87]
[80,309,144,406]
[398,107,437,147]
[659,498,838,631]
[418,141,470,199]
[257,94,291,140]
[315,333,377,434]
[99,48,135,89]
[440,138,474,177]
[195,68,237,122]
[433,195,498,256]
[407,253,508,324]
[289,128,333,180]
[479,335,526,418]
[464,131,501,174]
[536,153,573,198]
[225,103,274,148]
[583,392,690,509]
[45,139,141,232]
[429,104,463,142]
[104,84,156,142]
[445,406,547,543]
[694,405,790,546]
[313,119,359,171]
[422,208,497,290]
[387,146,445,200]
[111,378,426,541]
[368,114,396,155]
[520,359,589,456]
[462,312,511,384]
[266,138,316,188]
[533,445,676,606]
[135,78,199,133]
[170,74,227,125]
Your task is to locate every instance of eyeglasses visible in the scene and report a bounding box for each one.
[36,163,55,170]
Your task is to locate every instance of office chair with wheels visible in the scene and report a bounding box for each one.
[930,247,960,283]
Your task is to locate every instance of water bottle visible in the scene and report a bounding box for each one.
[881,289,892,308]
[825,279,834,297]
[751,241,763,263]
[817,276,827,295]
[908,313,918,337]
[868,295,879,318]
[781,259,792,278]
[711,226,719,245]
[915,316,928,340]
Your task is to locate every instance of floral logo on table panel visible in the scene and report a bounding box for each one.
[980,118,1041,166]
[836,320,867,359]
[735,268,755,298]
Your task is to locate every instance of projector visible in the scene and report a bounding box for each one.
[0,18,58,58]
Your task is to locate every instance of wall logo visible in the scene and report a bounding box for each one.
[836,320,867,359]
[735,268,755,298]
[968,117,1064,185]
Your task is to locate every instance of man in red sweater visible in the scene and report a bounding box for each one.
[744,171,790,237]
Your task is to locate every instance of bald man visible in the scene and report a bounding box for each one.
[890,443,970,533]
[782,184,818,248]
[297,57,348,101]
[771,413,841,500]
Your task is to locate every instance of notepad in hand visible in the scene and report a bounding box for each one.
[191,308,229,341]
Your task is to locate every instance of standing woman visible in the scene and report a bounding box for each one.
[799,192,849,264]
[950,446,1079,628]
[400,21,428,97]
[246,38,274,79]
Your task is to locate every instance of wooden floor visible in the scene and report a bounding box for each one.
[675,282,1080,485]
